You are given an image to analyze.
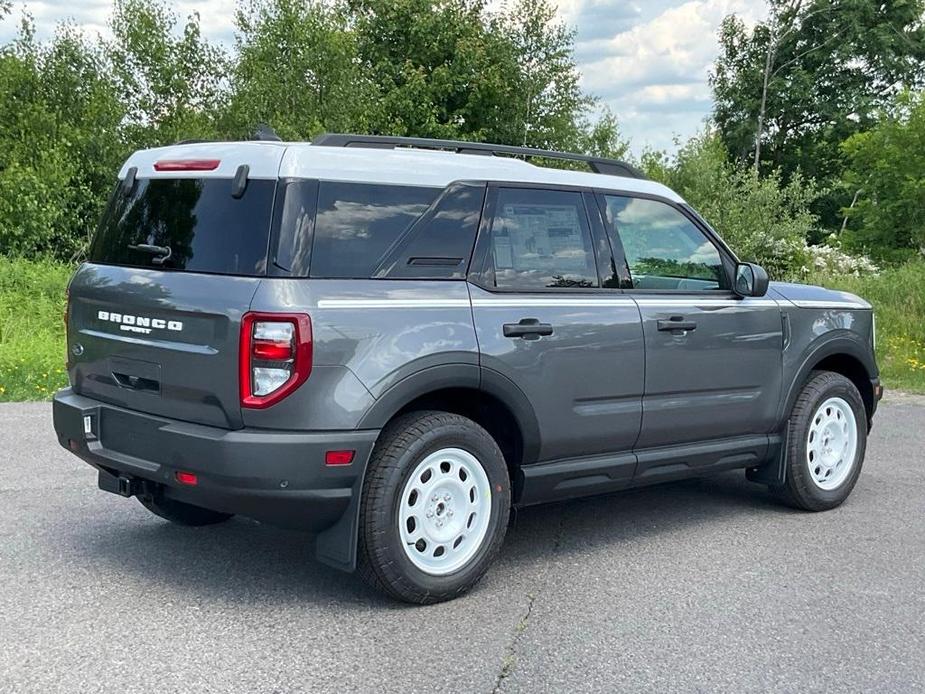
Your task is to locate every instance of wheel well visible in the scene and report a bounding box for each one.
[392,388,525,501]
[812,353,874,420]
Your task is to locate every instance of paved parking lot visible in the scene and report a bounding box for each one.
[1,397,923,693]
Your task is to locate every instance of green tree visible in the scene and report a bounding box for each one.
[348,0,519,140]
[493,0,592,151]
[0,18,125,258]
[227,0,372,139]
[578,107,630,160]
[841,91,925,262]
[711,0,925,228]
[107,0,227,146]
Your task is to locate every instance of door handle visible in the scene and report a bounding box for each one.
[657,317,697,332]
[503,318,554,339]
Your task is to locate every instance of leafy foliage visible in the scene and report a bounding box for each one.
[0,20,125,258]
[108,0,227,145]
[228,0,371,139]
[841,91,925,262]
[711,0,925,228]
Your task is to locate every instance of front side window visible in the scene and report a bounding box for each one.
[605,195,727,290]
[489,188,598,290]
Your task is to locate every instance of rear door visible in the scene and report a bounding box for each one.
[470,184,644,464]
[67,145,283,429]
[600,193,783,457]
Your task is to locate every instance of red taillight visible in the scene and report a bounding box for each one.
[175,471,198,486]
[239,312,312,409]
[153,159,221,172]
[325,450,355,466]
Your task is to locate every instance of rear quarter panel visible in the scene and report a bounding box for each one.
[245,279,479,430]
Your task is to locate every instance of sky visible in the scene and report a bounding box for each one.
[0,0,768,154]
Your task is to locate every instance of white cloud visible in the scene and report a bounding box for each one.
[1,0,236,43]
[572,0,766,153]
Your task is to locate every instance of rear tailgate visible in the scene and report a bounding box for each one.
[67,142,286,429]
[67,265,259,429]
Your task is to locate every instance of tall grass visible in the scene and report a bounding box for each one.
[811,261,925,394]
[0,257,71,401]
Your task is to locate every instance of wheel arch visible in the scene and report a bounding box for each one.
[357,364,541,501]
[781,335,877,427]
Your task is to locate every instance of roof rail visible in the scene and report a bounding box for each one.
[310,133,646,179]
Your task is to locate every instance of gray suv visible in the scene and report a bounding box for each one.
[53,134,882,603]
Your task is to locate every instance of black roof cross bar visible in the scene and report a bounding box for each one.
[310,133,646,180]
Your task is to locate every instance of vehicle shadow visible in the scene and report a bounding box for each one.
[78,470,790,607]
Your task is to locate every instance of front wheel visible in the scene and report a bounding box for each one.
[357,411,511,604]
[774,371,867,511]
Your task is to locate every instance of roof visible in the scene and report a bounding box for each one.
[119,141,685,203]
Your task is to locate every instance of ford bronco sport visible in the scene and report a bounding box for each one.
[53,133,882,603]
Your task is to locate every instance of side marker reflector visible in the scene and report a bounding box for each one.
[175,471,199,486]
[325,450,355,466]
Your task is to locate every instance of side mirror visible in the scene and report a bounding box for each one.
[734,262,769,297]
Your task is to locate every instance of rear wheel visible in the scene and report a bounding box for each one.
[137,494,233,526]
[774,371,867,511]
[357,411,511,604]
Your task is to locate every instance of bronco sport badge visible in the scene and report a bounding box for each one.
[97,310,183,334]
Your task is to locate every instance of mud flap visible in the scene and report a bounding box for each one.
[746,427,789,487]
[314,471,365,572]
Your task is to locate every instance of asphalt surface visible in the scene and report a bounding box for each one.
[1,397,924,694]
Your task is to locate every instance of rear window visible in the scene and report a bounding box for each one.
[89,178,275,276]
[310,182,440,278]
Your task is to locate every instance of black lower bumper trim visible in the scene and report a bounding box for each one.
[53,388,379,536]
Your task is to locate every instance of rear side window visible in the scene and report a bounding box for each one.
[489,188,599,290]
[272,179,318,276]
[375,182,485,280]
[310,182,440,278]
[90,178,275,276]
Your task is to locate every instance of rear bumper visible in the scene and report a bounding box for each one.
[53,389,379,567]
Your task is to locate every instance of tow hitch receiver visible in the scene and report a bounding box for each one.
[98,469,144,497]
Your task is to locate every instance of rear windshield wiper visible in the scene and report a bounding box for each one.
[128,243,172,265]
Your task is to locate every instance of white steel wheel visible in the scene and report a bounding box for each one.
[398,447,492,576]
[806,396,858,490]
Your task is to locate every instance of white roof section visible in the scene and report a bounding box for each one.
[120,142,288,180]
[119,141,685,203]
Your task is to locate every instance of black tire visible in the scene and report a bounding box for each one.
[774,371,867,511]
[137,494,234,526]
[357,411,511,604]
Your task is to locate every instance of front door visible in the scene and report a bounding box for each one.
[470,185,644,464]
[600,194,783,470]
